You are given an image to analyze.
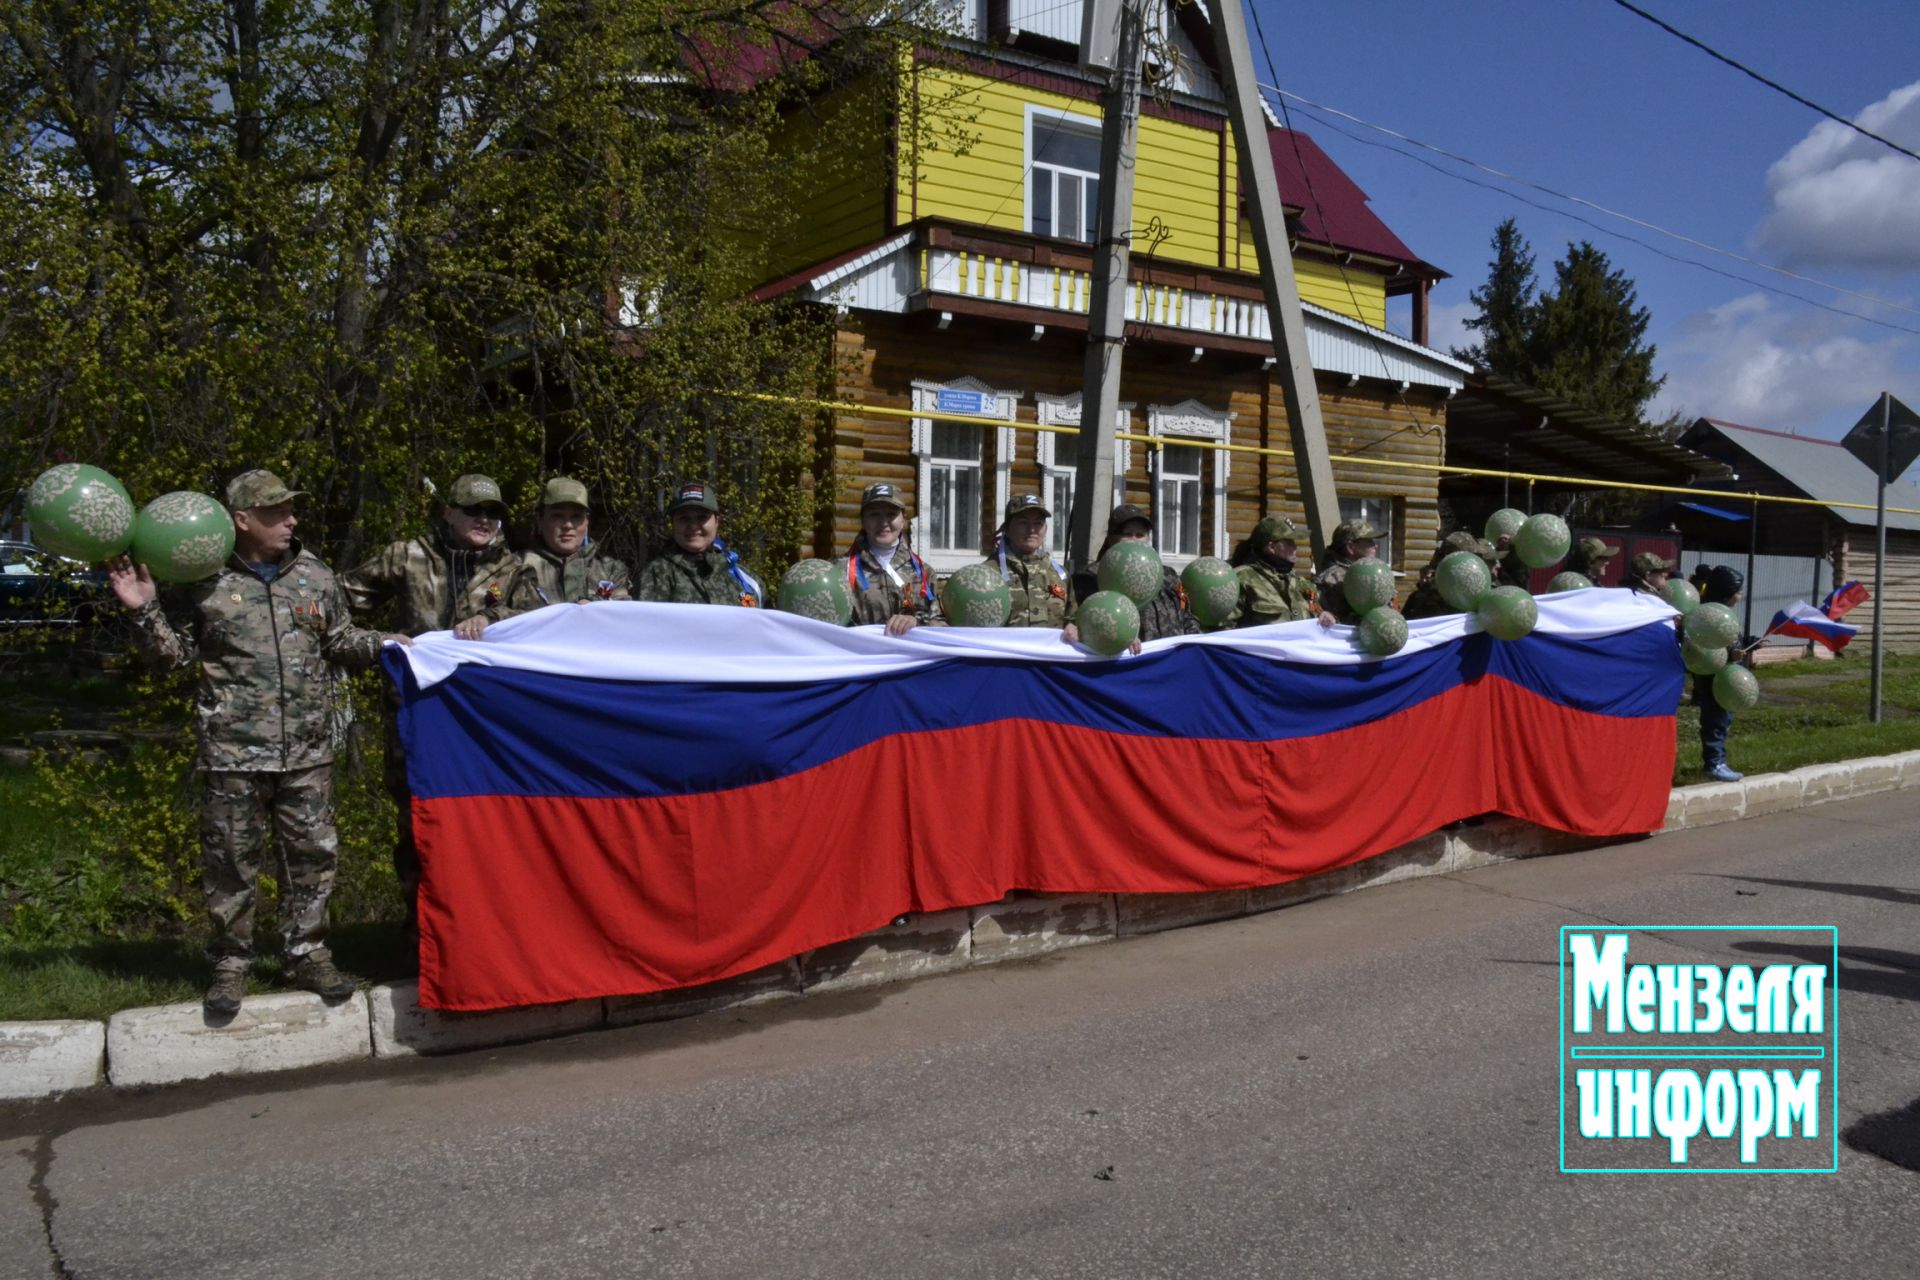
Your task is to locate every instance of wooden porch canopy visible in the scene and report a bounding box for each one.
[1444,374,1732,495]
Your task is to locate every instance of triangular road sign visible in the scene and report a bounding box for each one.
[1841,393,1920,482]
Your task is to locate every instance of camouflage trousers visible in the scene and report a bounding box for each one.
[201,765,339,968]
[382,706,420,930]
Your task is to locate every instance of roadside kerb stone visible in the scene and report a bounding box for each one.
[1794,761,1857,805]
[798,909,973,994]
[1740,772,1806,818]
[606,960,804,1029]
[106,991,370,1088]
[970,893,1117,965]
[1896,750,1920,788]
[371,981,603,1058]
[1849,757,1901,795]
[1676,781,1745,828]
[1115,890,1249,936]
[0,1020,104,1099]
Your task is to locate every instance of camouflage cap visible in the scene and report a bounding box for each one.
[539,476,590,510]
[860,482,907,513]
[1251,514,1300,545]
[1631,550,1674,576]
[1575,536,1620,562]
[1003,493,1051,521]
[224,469,306,511]
[668,481,719,514]
[1107,503,1153,535]
[1439,529,1497,560]
[447,474,505,509]
[1333,518,1386,545]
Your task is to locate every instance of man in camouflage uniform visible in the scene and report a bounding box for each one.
[1225,514,1318,628]
[520,476,632,605]
[1564,535,1620,584]
[343,473,530,930]
[107,470,406,1015]
[1314,518,1388,626]
[1403,530,1501,620]
[838,482,939,635]
[636,481,766,605]
[1622,550,1674,596]
[991,494,1073,628]
[1066,504,1199,649]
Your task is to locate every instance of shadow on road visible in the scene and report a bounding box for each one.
[1725,940,1920,1007]
[1845,1096,1920,1174]
[1701,874,1920,908]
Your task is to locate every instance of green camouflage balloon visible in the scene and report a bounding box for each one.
[1097,540,1163,606]
[1684,601,1740,650]
[1712,663,1761,712]
[940,562,1012,628]
[1661,578,1701,614]
[1355,607,1408,656]
[776,558,853,625]
[1545,571,1593,593]
[25,464,135,562]
[1682,642,1728,676]
[1181,556,1239,629]
[1512,513,1571,569]
[1484,508,1528,543]
[132,492,234,582]
[1477,585,1538,641]
[1435,551,1493,613]
[1075,590,1140,655]
[1343,558,1395,614]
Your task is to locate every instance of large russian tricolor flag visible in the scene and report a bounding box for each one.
[386,592,1682,1011]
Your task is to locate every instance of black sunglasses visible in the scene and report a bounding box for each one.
[460,504,506,520]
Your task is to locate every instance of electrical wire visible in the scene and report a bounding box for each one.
[1608,0,1920,165]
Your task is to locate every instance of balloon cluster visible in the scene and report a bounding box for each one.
[1664,584,1760,711]
[26,464,234,582]
[1342,559,1407,656]
[1077,542,1155,655]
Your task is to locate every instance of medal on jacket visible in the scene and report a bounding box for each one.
[596,579,615,600]
[485,583,502,606]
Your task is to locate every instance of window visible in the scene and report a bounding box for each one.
[927,422,982,554]
[1339,496,1396,566]
[912,378,1020,573]
[1156,445,1205,558]
[1033,393,1132,559]
[1029,114,1101,244]
[1046,469,1074,557]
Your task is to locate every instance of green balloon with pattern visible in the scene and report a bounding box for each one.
[1661,579,1701,614]
[1477,585,1538,641]
[25,464,136,562]
[1483,508,1528,543]
[940,562,1012,627]
[1342,558,1395,614]
[1682,643,1728,676]
[1512,513,1571,569]
[776,558,853,625]
[1075,590,1141,655]
[1181,556,1240,629]
[132,492,234,583]
[1435,551,1493,613]
[1096,540,1163,606]
[1355,607,1408,656]
[1684,601,1740,650]
[1712,663,1761,712]
[1545,571,1592,593]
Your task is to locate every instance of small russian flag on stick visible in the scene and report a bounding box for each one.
[1821,581,1871,621]
[1766,601,1860,652]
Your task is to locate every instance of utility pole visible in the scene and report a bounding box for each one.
[1069,0,1146,572]
[1202,0,1342,560]
[1871,392,1888,724]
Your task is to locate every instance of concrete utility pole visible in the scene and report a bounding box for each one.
[1069,0,1146,572]
[1202,0,1343,560]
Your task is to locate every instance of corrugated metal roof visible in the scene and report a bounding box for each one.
[1687,418,1920,532]
[1446,376,1734,487]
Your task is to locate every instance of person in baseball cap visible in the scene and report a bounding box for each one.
[1403,529,1498,620]
[521,476,631,605]
[988,494,1070,628]
[1622,550,1674,596]
[1565,536,1620,583]
[1224,513,1317,627]
[1064,502,1198,648]
[1314,517,1387,626]
[838,482,938,635]
[635,481,764,606]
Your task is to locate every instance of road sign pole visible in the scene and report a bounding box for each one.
[1871,392,1888,724]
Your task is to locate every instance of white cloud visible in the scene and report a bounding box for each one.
[1650,292,1912,431]
[1753,82,1920,271]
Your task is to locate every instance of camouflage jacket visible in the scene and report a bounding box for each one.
[342,531,532,636]
[1400,580,1453,621]
[1075,564,1200,640]
[837,543,941,626]
[1314,558,1368,626]
[519,544,633,605]
[1228,559,1316,627]
[128,543,387,771]
[992,546,1073,629]
[635,545,765,607]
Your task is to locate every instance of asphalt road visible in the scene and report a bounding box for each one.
[6,790,1918,1279]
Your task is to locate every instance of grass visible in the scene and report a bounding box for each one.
[3,646,1917,1023]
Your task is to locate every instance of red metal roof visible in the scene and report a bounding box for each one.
[1264,128,1437,274]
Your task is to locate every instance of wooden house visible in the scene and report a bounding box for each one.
[750,3,1468,581]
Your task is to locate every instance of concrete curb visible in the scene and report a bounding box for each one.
[7,748,1917,1100]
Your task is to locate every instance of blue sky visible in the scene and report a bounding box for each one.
[1247,0,1920,438]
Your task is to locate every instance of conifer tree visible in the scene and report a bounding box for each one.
[1452,218,1537,376]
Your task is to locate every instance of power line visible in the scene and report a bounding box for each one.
[1258,83,1920,335]
[1608,0,1920,165]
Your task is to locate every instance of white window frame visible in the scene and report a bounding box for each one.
[1146,399,1233,565]
[1024,105,1103,245]
[912,376,1020,574]
[1338,494,1397,569]
[1035,393,1133,558]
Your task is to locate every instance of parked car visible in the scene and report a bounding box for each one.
[0,540,110,629]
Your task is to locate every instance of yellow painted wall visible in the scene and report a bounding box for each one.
[1232,215,1388,328]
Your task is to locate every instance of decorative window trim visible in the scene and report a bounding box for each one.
[1034,392,1133,507]
[911,376,1020,574]
[1147,398,1234,564]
